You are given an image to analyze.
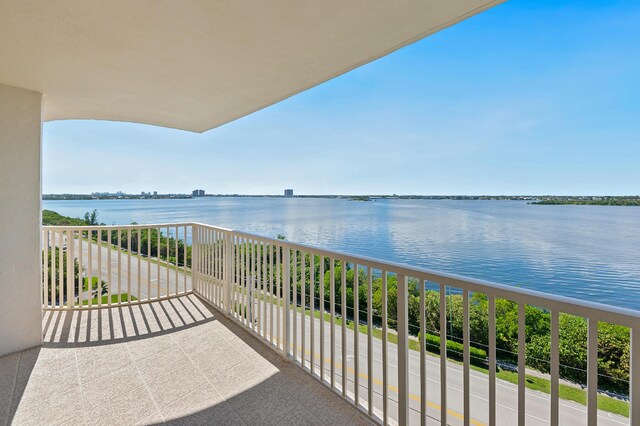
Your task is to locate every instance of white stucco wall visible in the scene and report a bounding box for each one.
[0,84,43,356]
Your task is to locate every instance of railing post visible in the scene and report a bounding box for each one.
[631,328,640,424]
[283,247,291,357]
[397,274,409,425]
[192,224,199,296]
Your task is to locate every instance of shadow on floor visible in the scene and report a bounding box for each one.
[0,294,373,425]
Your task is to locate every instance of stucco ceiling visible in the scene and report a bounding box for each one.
[0,1,503,133]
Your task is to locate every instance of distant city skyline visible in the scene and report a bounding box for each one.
[43,1,640,196]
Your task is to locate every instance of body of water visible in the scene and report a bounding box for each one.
[43,198,640,310]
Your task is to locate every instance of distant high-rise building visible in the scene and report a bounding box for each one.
[192,189,205,197]
[284,189,293,198]
[153,191,158,196]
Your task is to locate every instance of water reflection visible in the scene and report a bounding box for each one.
[43,198,640,309]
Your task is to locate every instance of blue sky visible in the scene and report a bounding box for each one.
[43,0,640,196]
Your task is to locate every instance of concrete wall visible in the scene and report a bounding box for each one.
[0,84,43,356]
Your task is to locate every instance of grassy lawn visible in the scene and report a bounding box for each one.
[82,293,137,305]
[491,369,629,417]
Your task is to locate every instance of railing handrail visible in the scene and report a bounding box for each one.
[191,222,640,328]
[43,222,194,230]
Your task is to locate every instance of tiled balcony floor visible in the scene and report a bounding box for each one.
[0,295,374,425]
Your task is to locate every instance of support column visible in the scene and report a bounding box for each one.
[0,83,43,357]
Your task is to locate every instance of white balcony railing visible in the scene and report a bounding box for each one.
[42,223,640,425]
[42,224,193,308]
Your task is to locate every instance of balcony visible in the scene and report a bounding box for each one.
[1,222,638,425]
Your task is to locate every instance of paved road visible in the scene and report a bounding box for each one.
[73,246,628,425]
[74,239,191,302]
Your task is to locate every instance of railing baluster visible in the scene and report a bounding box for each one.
[77,232,82,307]
[127,228,131,304]
[587,318,598,426]
[240,237,245,323]
[382,271,388,425]
[166,226,170,300]
[157,227,161,300]
[43,229,49,308]
[203,228,207,301]
[232,235,237,317]
[96,230,101,307]
[420,279,426,426]
[262,241,267,337]
[147,227,152,300]
[367,267,373,416]
[319,256,325,383]
[114,229,118,304]
[397,274,409,425]
[301,251,306,367]
[283,247,291,356]
[518,303,526,425]
[66,230,74,309]
[174,226,179,297]
[310,254,315,375]
[220,230,224,302]
[209,229,220,306]
[463,289,470,426]
[293,250,298,360]
[550,310,559,426]
[262,243,273,343]
[137,228,141,300]
[269,243,274,343]
[353,263,359,405]
[183,225,188,293]
[277,243,282,350]
[440,284,447,425]
[253,241,262,335]
[212,229,216,303]
[51,231,56,307]
[246,238,250,325]
[209,228,213,303]
[341,260,347,396]
[330,258,335,388]
[86,230,92,308]
[488,295,496,426]
[251,239,256,328]
[631,327,640,424]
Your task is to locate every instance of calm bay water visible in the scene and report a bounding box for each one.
[43,198,640,310]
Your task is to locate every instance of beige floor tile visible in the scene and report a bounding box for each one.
[75,343,132,382]
[278,404,323,426]
[144,363,208,408]
[12,356,80,408]
[160,383,243,426]
[207,356,279,400]
[227,378,298,426]
[189,345,246,382]
[12,387,86,426]
[126,332,178,361]
[0,352,20,425]
[81,364,145,408]
[134,343,191,382]
[133,410,164,425]
[85,385,157,426]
